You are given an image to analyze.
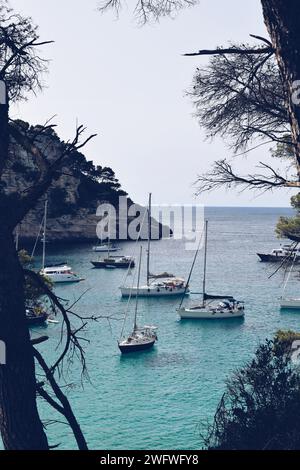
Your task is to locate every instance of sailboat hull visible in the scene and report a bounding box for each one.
[177,307,244,319]
[118,339,156,353]
[92,246,120,252]
[120,286,189,297]
[280,298,300,309]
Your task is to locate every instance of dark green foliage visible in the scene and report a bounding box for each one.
[18,249,52,310]
[47,187,76,217]
[276,193,300,241]
[204,334,300,450]
[72,152,127,208]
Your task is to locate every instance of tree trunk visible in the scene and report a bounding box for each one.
[0,225,48,449]
[0,80,8,175]
[261,0,300,175]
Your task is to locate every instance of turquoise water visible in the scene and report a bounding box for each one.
[21,207,300,449]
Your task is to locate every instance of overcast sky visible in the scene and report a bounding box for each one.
[10,0,296,207]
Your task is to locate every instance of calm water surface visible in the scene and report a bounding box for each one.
[16,207,300,449]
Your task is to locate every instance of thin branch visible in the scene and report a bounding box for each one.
[184,46,274,57]
[33,347,88,450]
[195,159,300,194]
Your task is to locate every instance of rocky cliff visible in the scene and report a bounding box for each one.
[4,121,163,245]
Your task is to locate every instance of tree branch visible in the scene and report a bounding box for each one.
[184,46,274,57]
[195,159,299,194]
[33,347,88,450]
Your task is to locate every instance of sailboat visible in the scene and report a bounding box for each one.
[177,220,245,319]
[39,200,83,283]
[280,252,300,309]
[118,247,158,354]
[120,193,189,298]
[92,239,120,252]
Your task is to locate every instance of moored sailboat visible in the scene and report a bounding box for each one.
[177,220,245,320]
[118,247,158,354]
[39,200,83,283]
[280,253,300,309]
[120,193,189,298]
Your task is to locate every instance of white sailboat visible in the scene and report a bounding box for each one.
[177,220,245,319]
[120,193,189,298]
[280,252,300,309]
[39,200,83,284]
[118,247,158,354]
[92,238,120,252]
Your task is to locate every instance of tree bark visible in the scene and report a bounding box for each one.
[261,0,300,174]
[0,81,9,176]
[0,224,49,449]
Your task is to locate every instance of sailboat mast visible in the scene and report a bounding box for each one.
[146,193,152,286]
[202,220,208,307]
[134,246,143,332]
[42,198,48,270]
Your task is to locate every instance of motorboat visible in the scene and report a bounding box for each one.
[257,244,300,262]
[91,255,135,269]
[40,264,84,283]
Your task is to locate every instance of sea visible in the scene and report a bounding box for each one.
[9,206,300,450]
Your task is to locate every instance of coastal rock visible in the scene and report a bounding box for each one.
[5,121,168,244]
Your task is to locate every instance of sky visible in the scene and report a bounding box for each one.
[10,0,297,207]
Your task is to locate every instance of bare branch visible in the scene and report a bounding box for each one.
[184,46,274,57]
[195,159,299,194]
[34,347,88,450]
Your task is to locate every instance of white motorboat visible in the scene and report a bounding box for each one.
[177,220,245,320]
[118,247,158,354]
[120,193,189,298]
[40,264,83,283]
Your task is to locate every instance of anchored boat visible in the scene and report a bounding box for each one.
[39,199,83,283]
[92,241,120,252]
[118,247,158,354]
[91,255,135,269]
[280,252,300,310]
[257,244,300,262]
[177,220,245,320]
[120,193,189,298]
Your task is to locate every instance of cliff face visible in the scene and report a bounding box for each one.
[4,121,150,244]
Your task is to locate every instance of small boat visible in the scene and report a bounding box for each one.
[177,220,245,320]
[257,244,300,262]
[39,199,83,283]
[118,326,158,353]
[91,255,135,269]
[40,265,84,283]
[92,242,120,252]
[120,193,189,298]
[26,308,48,326]
[118,247,158,354]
